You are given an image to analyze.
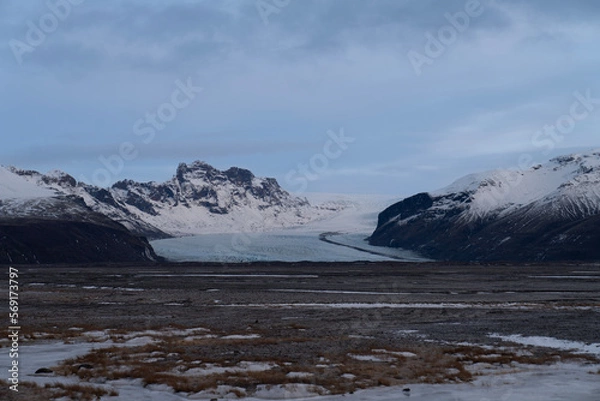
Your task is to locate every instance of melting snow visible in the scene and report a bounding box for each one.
[490,334,600,357]
[348,353,395,362]
[1,336,598,400]
[219,302,542,310]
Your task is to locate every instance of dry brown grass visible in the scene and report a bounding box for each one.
[0,323,102,344]
[449,344,599,368]
[49,328,600,398]
[42,383,118,400]
[286,323,309,330]
[0,380,117,401]
[0,380,58,401]
[58,341,475,395]
[139,368,331,395]
[160,335,310,349]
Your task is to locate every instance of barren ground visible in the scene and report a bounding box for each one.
[1,261,599,399]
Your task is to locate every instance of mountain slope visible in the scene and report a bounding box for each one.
[0,168,158,264]
[8,161,333,239]
[369,150,600,262]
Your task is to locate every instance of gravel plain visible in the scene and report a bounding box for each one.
[11,261,599,344]
[2,261,599,399]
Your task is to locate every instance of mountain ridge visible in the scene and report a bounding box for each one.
[0,193,159,264]
[369,149,600,262]
[3,161,334,240]
[0,160,338,264]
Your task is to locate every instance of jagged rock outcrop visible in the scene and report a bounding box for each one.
[6,161,322,239]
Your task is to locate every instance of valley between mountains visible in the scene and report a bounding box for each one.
[3,149,600,264]
[1,152,599,400]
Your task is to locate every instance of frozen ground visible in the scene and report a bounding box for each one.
[1,332,598,400]
[323,365,600,401]
[3,263,599,400]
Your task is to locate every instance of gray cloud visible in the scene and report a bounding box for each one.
[2,0,599,194]
[4,138,320,167]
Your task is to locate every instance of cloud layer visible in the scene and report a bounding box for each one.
[1,0,599,194]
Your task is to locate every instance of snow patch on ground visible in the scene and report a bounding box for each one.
[188,385,247,399]
[490,334,600,357]
[219,302,542,310]
[221,334,262,340]
[270,289,409,295]
[2,335,599,400]
[286,371,315,379]
[348,353,395,362]
[182,361,276,377]
[372,349,418,358]
[253,383,330,399]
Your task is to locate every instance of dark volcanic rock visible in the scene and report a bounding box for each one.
[0,197,159,265]
[370,198,600,262]
[0,218,158,264]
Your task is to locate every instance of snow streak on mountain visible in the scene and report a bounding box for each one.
[2,161,337,239]
[370,150,600,262]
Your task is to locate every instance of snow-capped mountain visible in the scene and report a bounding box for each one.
[6,161,333,239]
[369,150,600,262]
[0,166,158,264]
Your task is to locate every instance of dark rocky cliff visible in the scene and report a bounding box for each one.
[0,197,159,265]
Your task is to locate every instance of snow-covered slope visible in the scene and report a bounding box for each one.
[0,166,57,200]
[432,152,600,221]
[297,193,402,233]
[370,149,600,262]
[7,162,338,239]
[0,167,158,264]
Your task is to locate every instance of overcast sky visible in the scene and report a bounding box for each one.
[1,0,599,196]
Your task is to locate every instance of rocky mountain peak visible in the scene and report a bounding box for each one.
[224,167,255,186]
[41,170,78,188]
[176,161,219,182]
[3,160,323,239]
